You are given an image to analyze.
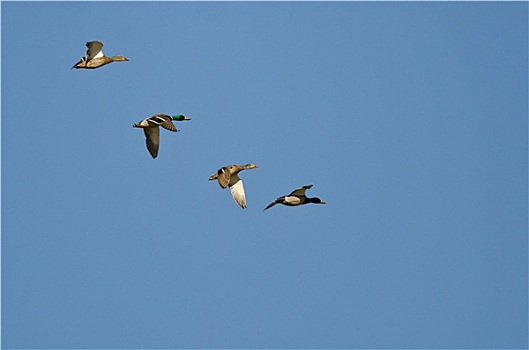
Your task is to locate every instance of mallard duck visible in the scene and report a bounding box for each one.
[133,114,191,159]
[71,41,129,69]
[264,185,326,211]
[209,164,259,208]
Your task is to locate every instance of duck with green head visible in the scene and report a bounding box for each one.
[71,41,129,69]
[133,114,191,159]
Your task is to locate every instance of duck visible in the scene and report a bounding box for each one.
[209,164,259,208]
[133,114,191,159]
[264,184,326,211]
[71,41,129,69]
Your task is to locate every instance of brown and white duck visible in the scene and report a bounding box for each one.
[209,164,259,208]
[71,41,129,69]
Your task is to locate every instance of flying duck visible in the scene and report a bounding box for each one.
[209,164,259,208]
[133,114,191,159]
[71,41,129,69]
[264,184,326,211]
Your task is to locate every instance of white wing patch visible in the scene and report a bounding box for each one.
[92,50,104,59]
[229,179,247,208]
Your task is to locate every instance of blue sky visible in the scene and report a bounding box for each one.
[1,1,527,349]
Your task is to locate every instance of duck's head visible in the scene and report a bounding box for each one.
[310,197,326,205]
[171,115,191,121]
[111,55,129,62]
[243,163,259,170]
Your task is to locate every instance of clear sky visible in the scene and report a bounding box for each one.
[1,1,527,349]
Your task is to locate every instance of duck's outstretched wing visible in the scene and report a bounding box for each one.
[216,167,231,189]
[143,127,160,159]
[147,114,178,132]
[86,41,104,61]
[288,184,313,197]
[263,199,280,211]
[229,177,247,208]
[160,120,177,132]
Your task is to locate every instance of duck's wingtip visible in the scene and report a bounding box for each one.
[263,203,275,211]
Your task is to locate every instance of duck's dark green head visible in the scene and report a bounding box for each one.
[172,115,191,121]
[310,197,326,205]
